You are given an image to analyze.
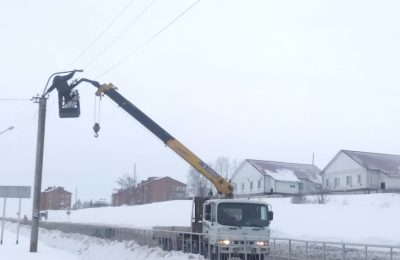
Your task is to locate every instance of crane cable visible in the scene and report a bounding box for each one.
[93,94,102,137]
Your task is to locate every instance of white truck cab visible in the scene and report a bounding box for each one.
[202,199,273,258]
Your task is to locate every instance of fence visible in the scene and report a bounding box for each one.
[5,219,400,260]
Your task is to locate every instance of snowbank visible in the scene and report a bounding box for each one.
[3,222,203,260]
[2,193,400,246]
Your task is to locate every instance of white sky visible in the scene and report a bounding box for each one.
[1,0,400,202]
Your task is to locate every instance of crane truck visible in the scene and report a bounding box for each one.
[47,74,274,259]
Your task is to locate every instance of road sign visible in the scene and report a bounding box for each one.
[0,186,31,199]
[0,186,31,245]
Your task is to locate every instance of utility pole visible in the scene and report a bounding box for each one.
[75,187,78,206]
[133,163,137,188]
[312,152,315,166]
[30,70,79,252]
[30,95,47,252]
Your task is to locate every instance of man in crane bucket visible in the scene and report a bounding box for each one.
[45,71,77,104]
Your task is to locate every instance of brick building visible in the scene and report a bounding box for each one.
[40,186,72,210]
[112,176,187,206]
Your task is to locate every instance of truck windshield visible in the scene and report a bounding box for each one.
[217,202,269,227]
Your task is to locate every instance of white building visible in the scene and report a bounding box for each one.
[322,150,400,192]
[231,159,321,196]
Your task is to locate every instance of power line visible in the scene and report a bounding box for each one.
[0,98,32,101]
[65,0,138,69]
[96,0,201,79]
[84,0,158,69]
[0,109,38,159]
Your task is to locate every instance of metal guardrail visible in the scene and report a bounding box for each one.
[4,219,400,260]
[269,237,400,260]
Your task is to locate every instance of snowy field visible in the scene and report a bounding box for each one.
[3,193,400,245]
[1,193,399,259]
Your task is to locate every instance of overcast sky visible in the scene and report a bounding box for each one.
[1,0,400,203]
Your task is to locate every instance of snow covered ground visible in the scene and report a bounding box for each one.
[266,193,400,245]
[1,193,399,259]
[38,193,400,246]
[0,228,80,260]
[2,222,202,260]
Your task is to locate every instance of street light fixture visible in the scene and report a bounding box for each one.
[0,126,14,135]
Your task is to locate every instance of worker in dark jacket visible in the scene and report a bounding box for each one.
[45,71,77,103]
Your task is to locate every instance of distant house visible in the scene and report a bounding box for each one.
[40,186,72,210]
[112,176,187,206]
[112,188,134,206]
[322,150,400,192]
[231,159,321,196]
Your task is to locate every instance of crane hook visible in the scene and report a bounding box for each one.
[93,122,100,138]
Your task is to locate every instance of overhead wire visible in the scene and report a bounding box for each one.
[0,97,37,155]
[45,0,157,139]
[96,0,202,79]
[1,0,158,161]
[65,0,138,69]
[10,0,201,148]
[0,98,32,101]
[0,108,38,159]
[84,0,158,69]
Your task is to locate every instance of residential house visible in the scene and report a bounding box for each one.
[322,150,400,192]
[40,186,72,210]
[112,176,187,206]
[231,159,321,196]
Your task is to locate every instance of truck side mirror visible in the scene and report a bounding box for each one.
[204,204,211,221]
[269,211,274,221]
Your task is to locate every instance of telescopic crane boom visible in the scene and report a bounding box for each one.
[78,78,234,198]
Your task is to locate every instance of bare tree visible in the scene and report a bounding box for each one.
[214,156,238,180]
[186,166,214,197]
[315,182,331,204]
[115,173,137,191]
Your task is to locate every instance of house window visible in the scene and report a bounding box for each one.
[290,185,296,188]
[241,183,244,191]
[346,176,352,186]
[250,181,253,190]
[257,180,261,188]
[334,177,340,187]
[325,178,329,186]
[299,183,303,190]
[357,175,362,184]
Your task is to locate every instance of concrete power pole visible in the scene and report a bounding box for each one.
[30,95,47,252]
[29,70,81,252]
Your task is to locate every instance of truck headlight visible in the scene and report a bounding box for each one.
[218,239,230,246]
[256,241,268,247]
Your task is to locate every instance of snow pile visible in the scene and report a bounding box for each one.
[47,200,193,228]
[3,222,203,260]
[0,228,80,260]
